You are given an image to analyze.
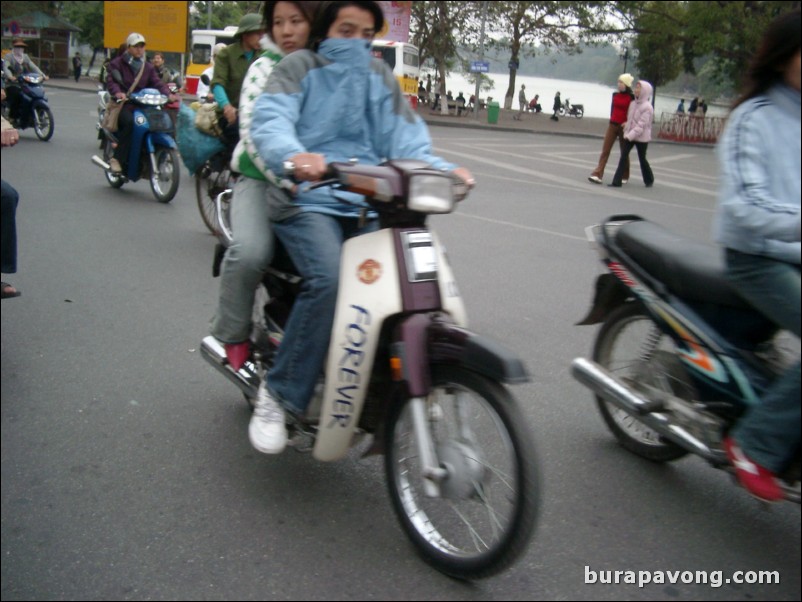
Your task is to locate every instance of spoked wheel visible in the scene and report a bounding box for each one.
[33,106,54,141]
[103,138,125,189]
[195,159,234,234]
[385,365,539,579]
[150,147,180,203]
[574,109,584,118]
[593,302,691,462]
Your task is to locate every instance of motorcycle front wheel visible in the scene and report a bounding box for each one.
[33,106,54,141]
[385,365,539,580]
[150,147,180,203]
[195,156,234,234]
[593,302,690,462]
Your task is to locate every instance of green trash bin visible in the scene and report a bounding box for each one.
[487,101,500,124]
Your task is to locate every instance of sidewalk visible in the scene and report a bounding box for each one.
[416,102,609,140]
[48,75,692,144]
[46,75,608,140]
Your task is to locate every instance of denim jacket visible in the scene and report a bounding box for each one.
[250,38,456,218]
[713,84,801,264]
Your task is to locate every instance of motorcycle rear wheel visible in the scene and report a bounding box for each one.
[574,108,584,119]
[385,365,539,579]
[33,106,54,141]
[150,147,180,203]
[593,302,690,462]
[195,156,234,234]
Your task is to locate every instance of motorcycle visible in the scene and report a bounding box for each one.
[571,215,800,503]
[558,98,584,119]
[92,72,180,204]
[201,160,540,578]
[2,73,54,141]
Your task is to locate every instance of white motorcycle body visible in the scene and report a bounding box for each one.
[314,227,466,461]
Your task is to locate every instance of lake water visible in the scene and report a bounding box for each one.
[433,72,729,119]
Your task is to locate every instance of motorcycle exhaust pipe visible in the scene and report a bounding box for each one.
[571,357,717,462]
[91,155,111,170]
[200,336,260,399]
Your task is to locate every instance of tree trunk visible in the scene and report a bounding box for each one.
[439,63,449,116]
[505,70,517,110]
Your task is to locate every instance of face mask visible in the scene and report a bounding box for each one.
[318,38,372,66]
[12,48,25,62]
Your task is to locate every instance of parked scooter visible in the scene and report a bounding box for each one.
[558,98,584,118]
[2,73,54,141]
[201,160,540,578]
[571,215,800,503]
[92,72,180,203]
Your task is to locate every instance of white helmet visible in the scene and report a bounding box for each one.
[127,32,146,47]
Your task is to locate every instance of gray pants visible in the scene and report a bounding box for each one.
[210,177,275,344]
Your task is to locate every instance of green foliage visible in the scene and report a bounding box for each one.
[189,1,263,31]
[631,1,684,88]
[60,1,104,49]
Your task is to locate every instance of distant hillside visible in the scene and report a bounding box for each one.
[449,43,735,100]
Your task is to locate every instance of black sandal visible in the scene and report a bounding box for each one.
[1,282,22,299]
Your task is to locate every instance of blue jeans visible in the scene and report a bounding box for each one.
[1,179,20,274]
[726,249,801,473]
[268,211,377,415]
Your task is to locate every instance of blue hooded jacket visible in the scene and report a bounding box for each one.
[250,38,457,217]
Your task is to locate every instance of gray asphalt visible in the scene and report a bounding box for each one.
[1,86,799,601]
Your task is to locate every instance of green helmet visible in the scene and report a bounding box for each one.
[235,13,264,38]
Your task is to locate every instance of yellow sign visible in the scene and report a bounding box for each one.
[104,1,188,53]
[400,76,418,95]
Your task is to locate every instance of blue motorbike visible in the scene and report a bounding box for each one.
[2,73,54,141]
[92,87,180,203]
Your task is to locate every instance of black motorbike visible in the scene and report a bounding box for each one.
[2,73,54,141]
[571,215,800,503]
[558,98,584,118]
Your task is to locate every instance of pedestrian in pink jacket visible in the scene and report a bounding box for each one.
[609,80,655,187]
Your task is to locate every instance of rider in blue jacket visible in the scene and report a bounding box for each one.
[247,1,473,454]
[713,9,800,502]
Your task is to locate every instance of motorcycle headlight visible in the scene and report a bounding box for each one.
[140,93,167,106]
[408,174,455,214]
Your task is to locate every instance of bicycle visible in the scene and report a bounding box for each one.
[195,146,236,235]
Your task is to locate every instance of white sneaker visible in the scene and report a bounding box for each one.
[249,382,287,454]
[587,175,602,184]
[622,179,629,184]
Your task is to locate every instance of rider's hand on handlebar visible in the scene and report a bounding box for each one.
[289,153,327,182]
[451,167,476,190]
[223,104,237,125]
[115,92,126,101]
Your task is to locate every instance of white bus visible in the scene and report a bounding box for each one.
[185,26,238,96]
[370,40,420,107]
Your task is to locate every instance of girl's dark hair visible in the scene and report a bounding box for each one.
[733,9,801,109]
[262,1,321,43]
[309,1,385,50]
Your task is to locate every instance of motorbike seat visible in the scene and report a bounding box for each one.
[615,220,752,310]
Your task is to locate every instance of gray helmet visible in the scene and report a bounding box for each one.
[235,13,264,38]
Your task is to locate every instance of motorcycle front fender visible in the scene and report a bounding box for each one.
[145,131,177,152]
[575,273,631,326]
[425,319,530,388]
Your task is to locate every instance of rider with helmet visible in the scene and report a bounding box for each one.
[2,38,48,125]
[209,13,265,148]
[105,33,179,174]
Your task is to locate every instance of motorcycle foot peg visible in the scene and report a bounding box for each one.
[635,399,665,415]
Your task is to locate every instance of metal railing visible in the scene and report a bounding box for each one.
[657,112,726,144]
